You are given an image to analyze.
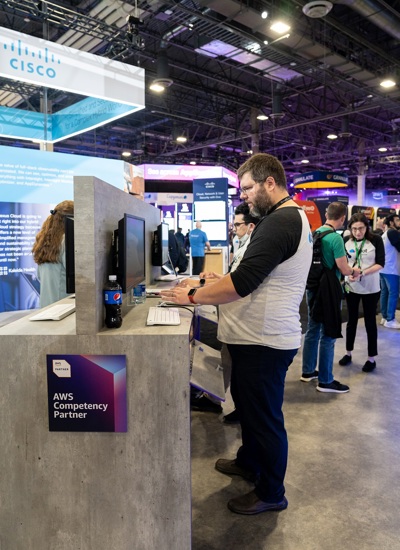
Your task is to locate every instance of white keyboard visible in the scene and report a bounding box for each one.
[146,306,180,326]
[29,302,76,321]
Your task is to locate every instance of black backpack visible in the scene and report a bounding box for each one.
[306,229,334,291]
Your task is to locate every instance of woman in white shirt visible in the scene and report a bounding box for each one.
[339,213,385,372]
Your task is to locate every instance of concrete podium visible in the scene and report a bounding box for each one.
[0,177,193,550]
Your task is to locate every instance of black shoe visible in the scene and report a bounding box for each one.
[227,490,288,515]
[191,395,223,413]
[362,360,376,372]
[223,409,240,424]
[215,458,258,483]
[300,370,318,382]
[339,354,352,366]
[317,380,349,393]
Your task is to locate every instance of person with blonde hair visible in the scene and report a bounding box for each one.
[32,200,74,308]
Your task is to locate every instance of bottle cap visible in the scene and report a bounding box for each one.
[109,275,117,281]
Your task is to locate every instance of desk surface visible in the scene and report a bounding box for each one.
[0,297,194,337]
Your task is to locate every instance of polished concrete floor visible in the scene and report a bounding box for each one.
[191,316,400,550]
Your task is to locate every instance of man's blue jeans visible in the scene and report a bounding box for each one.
[380,274,400,322]
[302,290,335,384]
[228,343,297,503]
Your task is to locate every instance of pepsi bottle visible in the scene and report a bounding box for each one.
[104,275,123,328]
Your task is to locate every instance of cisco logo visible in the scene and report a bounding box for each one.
[3,39,61,79]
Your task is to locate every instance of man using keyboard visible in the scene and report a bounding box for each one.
[161,153,312,516]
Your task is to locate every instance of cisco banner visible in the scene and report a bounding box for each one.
[47,355,127,432]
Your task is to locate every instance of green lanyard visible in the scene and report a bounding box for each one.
[354,238,366,269]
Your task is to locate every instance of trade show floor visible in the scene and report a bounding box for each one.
[191,316,400,550]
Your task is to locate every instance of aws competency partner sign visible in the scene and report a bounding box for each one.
[47,355,127,432]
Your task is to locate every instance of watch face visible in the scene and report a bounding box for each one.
[188,288,197,296]
[199,278,206,286]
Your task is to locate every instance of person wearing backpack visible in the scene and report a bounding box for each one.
[301,202,361,393]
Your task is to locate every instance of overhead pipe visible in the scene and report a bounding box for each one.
[337,0,400,40]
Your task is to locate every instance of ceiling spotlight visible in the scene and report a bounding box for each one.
[327,133,338,140]
[380,79,396,89]
[261,10,268,19]
[378,147,388,152]
[263,40,269,45]
[150,49,173,92]
[257,114,269,121]
[121,151,132,158]
[301,159,310,164]
[176,136,187,143]
[270,21,291,34]
[149,82,165,93]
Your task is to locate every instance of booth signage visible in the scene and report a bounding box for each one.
[0,27,145,142]
[47,354,127,432]
[293,171,348,188]
[142,164,238,186]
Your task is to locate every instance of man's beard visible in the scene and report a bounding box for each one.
[249,186,273,217]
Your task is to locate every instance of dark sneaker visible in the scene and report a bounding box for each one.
[223,409,240,424]
[215,458,258,483]
[317,380,350,393]
[339,354,352,366]
[300,370,318,382]
[362,360,376,372]
[227,490,288,515]
[191,396,223,413]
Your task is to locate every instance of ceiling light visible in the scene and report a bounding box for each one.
[121,151,132,158]
[380,79,396,89]
[176,136,187,143]
[263,40,269,45]
[189,160,196,165]
[270,21,291,34]
[378,147,388,152]
[257,114,269,121]
[149,50,173,92]
[327,133,338,140]
[301,159,310,164]
[261,10,268,19]
[149,82,165,92]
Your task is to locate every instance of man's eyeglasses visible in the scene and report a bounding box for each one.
[239,184,255,195]
[233,222,246,228]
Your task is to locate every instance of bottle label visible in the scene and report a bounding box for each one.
[104,289,122,304]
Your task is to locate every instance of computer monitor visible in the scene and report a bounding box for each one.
[199,220,228,244]
[64,216,75,294]
[152,222,169,266]
[117,214,146,293]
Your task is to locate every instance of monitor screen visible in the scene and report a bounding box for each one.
[199,220,228,244]
[194,200,227,221]
[118,214,146,293]
[152,222,169,266]
[64,216,75,294]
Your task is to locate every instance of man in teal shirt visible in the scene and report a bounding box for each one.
[301,202,361,393]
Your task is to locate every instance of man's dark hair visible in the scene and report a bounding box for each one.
[234,202,259,225]
[237,153,287,190]
[326,201,347,220]
[384,214,399,226]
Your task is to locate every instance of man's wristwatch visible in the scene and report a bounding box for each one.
[188,288,198,304]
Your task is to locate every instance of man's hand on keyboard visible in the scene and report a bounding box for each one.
[160,287,192,305]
